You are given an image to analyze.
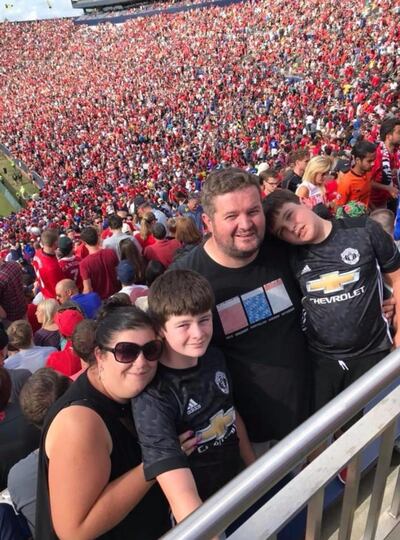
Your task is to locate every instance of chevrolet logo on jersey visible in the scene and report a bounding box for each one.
[306,268,360,294]
[196,407,235,444]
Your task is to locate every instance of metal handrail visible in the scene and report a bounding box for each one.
[162,348,400,540]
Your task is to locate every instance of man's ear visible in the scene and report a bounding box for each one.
[202,213,213,234]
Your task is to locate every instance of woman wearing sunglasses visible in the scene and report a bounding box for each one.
[36,305,194,539]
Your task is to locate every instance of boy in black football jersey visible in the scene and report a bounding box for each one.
[132,269,255,524]
[264,190,400,412]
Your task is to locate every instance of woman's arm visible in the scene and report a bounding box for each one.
[45,405,153,540]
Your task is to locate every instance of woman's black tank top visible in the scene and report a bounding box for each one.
[35,370,170,539]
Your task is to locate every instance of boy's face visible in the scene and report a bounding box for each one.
[162,311,213,360]
[271,203,321,245]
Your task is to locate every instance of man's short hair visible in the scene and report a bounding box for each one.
[259,168,279,184]
[370,209,395,235]
[149,269,214,328]
[380,117,400,142]
[263,190,300,233]
[152,223,167,240]
[41,229,59,248]
[287,148,310,166]
[201,167,260,216]
[352,140,376,160]
[19,368,70,428]
[108,214,123,230]
[7,320,33,350]
[80,226,98,246]
[72,319,96,364]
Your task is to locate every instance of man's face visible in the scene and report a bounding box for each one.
[358,152,376,174]
[295,156,310,176]
[204,186,265,260]
[262,176,280,196]
[389,125,400,146]
[188,198,198,211]
[56,286,71,304]
[270,202,320,244]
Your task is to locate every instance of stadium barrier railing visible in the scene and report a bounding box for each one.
[162,348,400,540]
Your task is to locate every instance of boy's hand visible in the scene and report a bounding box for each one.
[178,430,198,456]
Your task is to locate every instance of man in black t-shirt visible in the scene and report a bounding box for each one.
[171,168,310,451]
[264,189,400,410]
[281,148,310,193]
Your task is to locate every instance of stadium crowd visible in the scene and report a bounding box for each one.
[0,0,400,538]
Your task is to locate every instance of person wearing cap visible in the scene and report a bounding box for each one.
[179,193,204,234]
[55,278,101,320]
[57,235,82,291]
[45,308,84,377]
[5,320,56,373]
[143,223,181,268]
[116,260,148,300]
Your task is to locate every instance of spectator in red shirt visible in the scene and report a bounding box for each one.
[57,236,82,291]
[32,230,65,300]
[46,308,84,377]
[144,223,181,268]
[259,169,281,199]
[79,227,119,300]
[134,212,157,249]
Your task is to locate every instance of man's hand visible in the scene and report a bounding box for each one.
[382,296,396,324]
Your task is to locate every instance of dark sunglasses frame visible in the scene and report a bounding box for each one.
[100,340,163,363]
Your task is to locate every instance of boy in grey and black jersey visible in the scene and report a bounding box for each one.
[264,190,400,411]
[132,270,254,525]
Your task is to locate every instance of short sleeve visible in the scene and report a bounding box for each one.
[336,176,350,207]
[131,389,188,481]
[366,218,400,273]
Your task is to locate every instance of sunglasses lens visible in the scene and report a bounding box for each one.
[114,342,141,363]
[142,340,163,361]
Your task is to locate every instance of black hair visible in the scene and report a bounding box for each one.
[380,117,400,142]
[351,140,376,160]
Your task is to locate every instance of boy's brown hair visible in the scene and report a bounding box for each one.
[148,269,214,328]
[263,189,301,233]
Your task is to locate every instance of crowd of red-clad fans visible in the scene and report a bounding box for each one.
[0,0,398,251]
[0,0,399,537]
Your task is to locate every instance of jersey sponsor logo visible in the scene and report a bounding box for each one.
[186,398,201,415]
[196,407,235,444]
[215,371,229,394]
[216,278,293,337]
[309,286,365,304]
[306,268,360,294]
[301,264,312,275]
[341,247,360,265]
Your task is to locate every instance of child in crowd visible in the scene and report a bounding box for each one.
[263,189,400,413]
[132,269,255,524]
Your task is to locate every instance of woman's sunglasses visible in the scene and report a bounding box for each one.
[100,340,163,363]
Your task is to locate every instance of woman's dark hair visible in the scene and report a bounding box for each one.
[145,260,166,286]
[119,238,145,283]
[19,368,70,428]
[0,367,12,411]
[175,217,202,245]
[56,300,85,316]
[95,305,157,350]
